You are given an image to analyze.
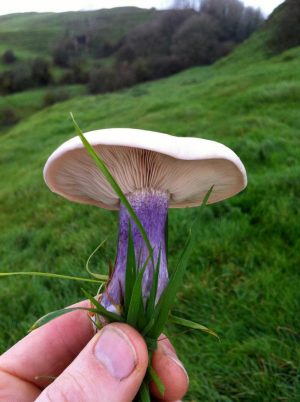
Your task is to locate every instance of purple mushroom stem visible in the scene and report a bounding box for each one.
[100,189,169,313]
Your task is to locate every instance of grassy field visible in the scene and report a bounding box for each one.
[0,7,159,61]
[0,16,300,402]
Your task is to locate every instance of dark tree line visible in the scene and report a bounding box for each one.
[1,0,264,95]
[0,57,52,94]
[2,50,17,64]
[87,0,263,93]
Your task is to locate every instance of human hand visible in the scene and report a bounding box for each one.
[0,300,188,401]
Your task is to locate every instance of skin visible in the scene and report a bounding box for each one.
[0,300,188,402]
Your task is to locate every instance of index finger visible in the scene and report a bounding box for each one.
[0,299,94,389]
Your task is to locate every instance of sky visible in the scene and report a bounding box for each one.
[0,0,284,18]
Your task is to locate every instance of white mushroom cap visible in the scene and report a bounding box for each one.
[44,128,247,210]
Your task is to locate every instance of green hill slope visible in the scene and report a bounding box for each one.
[0,7,158,58]
[1,11,300,402]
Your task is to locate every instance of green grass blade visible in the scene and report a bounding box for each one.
[29,306,99,331]
[147,232,192,338]
[169,314,219,339]
[87,313,103,331]
[81,288,125,322]
[147,186,214,338]
[165,214,168,266]
[126,261,148,327]
[141,318,155,336]
[96,282,105,296]
[148,365,165,395]
[86,239,110,280]
[70,113,153,263]
[124,222,136,316]
[135,381,151,402]
[190,185,214,233]
[146,247,161,319]
[0,271,106,283]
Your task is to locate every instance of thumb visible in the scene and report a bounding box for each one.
[36,323,149,402]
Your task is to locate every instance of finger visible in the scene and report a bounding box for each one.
[152,397,182,402]
[150,335,189,401]
[0,299,94,389]
[0,370,41,402]
[36,323,148,402]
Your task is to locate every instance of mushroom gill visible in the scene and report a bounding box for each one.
[55,145,243,209]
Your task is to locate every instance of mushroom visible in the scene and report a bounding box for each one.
[44,128,247,313]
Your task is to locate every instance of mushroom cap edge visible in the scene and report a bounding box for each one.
[44,128,247,210]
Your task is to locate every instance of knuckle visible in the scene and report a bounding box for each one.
[43,372,89,402]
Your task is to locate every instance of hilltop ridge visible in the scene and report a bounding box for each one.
[0,7,158,56]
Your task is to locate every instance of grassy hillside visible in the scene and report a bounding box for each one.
[0,7,157,58]
[0,3,264,103]
[1,11,300,402]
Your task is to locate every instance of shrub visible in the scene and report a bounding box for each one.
[43,89,70,106]
[117,44,136,63]
[88,67,120,94]
[0,65,33,94]
[236,6,264,42]
[31,58,52,86]
[117,9,195,62]
[53,38,79,68]
[88,63,136,94]
[132,58,153,82]
[116,62,136,87]
[200,0,263,42]
[59,62,88,85]
[172,13,222,66]
[149,56,184,79]
[92,40,120,58]
[0,59,52,94]
[269,0,300,53]
[0,107,19,127]
[2,50,17,64]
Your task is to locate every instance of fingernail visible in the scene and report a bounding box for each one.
[160,340,176,356]
[168,355,189,384]
[162,344,189,384]
[94,326,137,380]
